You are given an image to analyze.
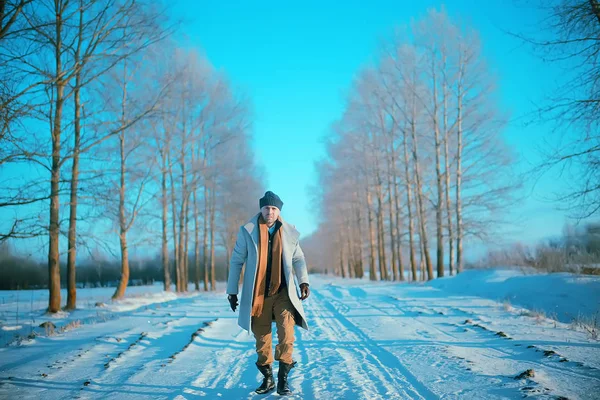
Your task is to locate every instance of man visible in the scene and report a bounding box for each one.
[226,191,310,396]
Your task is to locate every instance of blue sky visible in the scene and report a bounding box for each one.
[171,0,576,253]
[0,1,580,261]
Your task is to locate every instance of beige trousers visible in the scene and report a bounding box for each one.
[251,289,295,365]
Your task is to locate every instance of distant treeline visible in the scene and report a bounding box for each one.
[0,246,229,290]
[479,222,600,274]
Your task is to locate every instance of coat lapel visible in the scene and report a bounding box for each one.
[281,219,300,246]
[280,219,299,283]
[243,213,260,249]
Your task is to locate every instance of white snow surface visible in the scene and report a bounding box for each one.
[428,268,600,323]
[0,269,599,399]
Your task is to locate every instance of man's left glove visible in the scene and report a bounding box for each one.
[227,294,238,312]
[300,283,310,300]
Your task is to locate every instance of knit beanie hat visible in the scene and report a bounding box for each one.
[259,191,283,210]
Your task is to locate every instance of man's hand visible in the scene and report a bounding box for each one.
[228,294,238,312]
[300,283,310,300]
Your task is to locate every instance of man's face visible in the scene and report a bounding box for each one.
[261,206,280,226]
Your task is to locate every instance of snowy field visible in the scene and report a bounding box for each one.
[0,269,599,399]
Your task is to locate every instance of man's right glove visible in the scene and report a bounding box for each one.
[300,283,310,300]
[227,294,238,312]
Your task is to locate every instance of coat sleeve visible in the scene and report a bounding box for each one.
[227,226,247,294]
[292,240,309,286]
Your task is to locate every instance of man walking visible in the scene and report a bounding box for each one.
[226,191,310,396]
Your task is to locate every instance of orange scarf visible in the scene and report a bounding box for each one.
[251,215,283,317]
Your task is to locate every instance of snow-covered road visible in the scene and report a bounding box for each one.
[1,276,599,399]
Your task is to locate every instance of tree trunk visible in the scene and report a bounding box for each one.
[167,149,180,291]
[354,193,364,278]
[183,194,190,292]
[420,244,426,281]
[346,234,354,279]
[366,189,377,281]
[113,232,129,299]
[411,97,433,280]
[113,61,130,300]
[403,132,418,282]
[432,57,444,279]
[177,127,188,292]
[192,141,200,291]
[203,184,209,291]
[193,190,200,291]
[113,129,129,300]
[385,158,397,281]
[375,170,388,281]
[160,145,170,291]
[225,238,231,283]
[177,193,187,292]
[209,182,216,291]
[48,1,65,313]
[339,242,346,278]
[391,144,405,281]
[387,141,401,281]
[443,66,455,276]
[456,51,465,274]
[66,6,83,310]
[66,98,80,309]
[346,215,358,278]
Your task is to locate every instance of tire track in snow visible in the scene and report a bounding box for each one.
[369,295,461,341]
[457,319,600,383]
[172,318,258,399]
[307,294,388,399]
[294,323,317,399]
[79,297,219,396]
[0,293,197,376]
[312,289,438,400]
[160,319,217,367]
[0,310,194,400]
[322,286,458,342]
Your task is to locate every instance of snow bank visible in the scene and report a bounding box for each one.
[106,291,180,312]
[428,268,600,323]
[1,325,22,331]
[0,283,207,347]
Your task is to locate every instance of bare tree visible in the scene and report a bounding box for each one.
[1,2,263,298]
[3,0,174,310]
[104,41,179,300]
[513,0,600,218]
[45,0,70,313]
[66,2,84,309]
[312,8,517,282]
[209,180,216,290]
[402,124,419,280]
[111,57,158,300]
[156,119,171,291]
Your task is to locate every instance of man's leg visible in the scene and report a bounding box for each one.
[251,296,275,366]
[273,290,295,364]
[273,290,296,395]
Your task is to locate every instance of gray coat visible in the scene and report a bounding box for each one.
[226,213,310,333]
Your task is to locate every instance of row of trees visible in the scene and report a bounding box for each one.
[308,1,600,280]
[307,9,518,281]
[0,242,233,290]
[0,1,263,311]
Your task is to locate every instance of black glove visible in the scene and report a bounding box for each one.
[300,283,310,300]
[228,294,238,312]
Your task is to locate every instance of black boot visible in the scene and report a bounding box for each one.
[277,361,296,396]
[255,363,275,394]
